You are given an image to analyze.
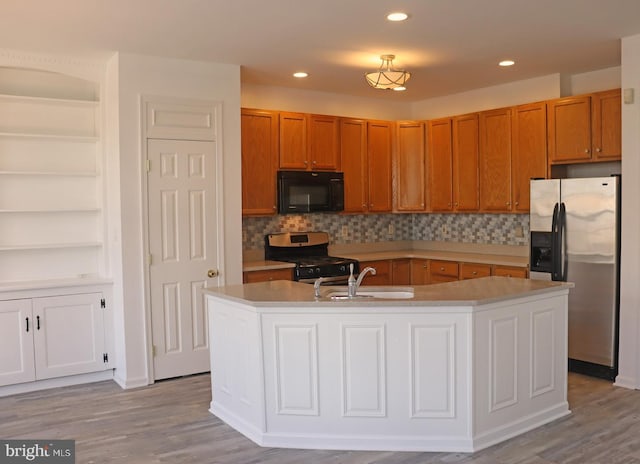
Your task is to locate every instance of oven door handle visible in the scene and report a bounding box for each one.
[298,275,349,285]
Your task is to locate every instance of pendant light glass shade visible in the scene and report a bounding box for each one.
[365,54,411,90]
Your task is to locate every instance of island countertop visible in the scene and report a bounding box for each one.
[204,276,572,308]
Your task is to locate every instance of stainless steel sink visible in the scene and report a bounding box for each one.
[326,287,414,300]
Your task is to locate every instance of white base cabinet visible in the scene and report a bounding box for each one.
[0,293,110,387]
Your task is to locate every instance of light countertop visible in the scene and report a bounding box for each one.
[204,277,571,309]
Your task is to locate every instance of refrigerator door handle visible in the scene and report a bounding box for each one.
[551,202,561,281]
[558,202,567,281]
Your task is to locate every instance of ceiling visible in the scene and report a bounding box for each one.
[2,0,640,102]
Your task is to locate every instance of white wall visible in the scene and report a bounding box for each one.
[561,66,622,97]
[615,35,640,389]
[410,74,561,120]
[111,53,242,388]
[242,82,410,120]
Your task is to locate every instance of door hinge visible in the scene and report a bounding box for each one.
[100,298,106,309]
[146,159,151,172]
[103,353,109,363]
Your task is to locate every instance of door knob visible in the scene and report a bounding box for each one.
[207,269,219,278]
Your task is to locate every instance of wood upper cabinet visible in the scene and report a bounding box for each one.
[547,95,592,163]
[512,102,548,212]
[241,108,278,215]
[340,118,369,212]
[279,112,307,169]
[592,88,621,161]
[427,118,454,211]
[279,112,339,170]
[395,121,426,211]
[548,89,621,164]
[452,113,480,211]
[367,120,393,212]
[479,108,512,212]
[308,114,340,170]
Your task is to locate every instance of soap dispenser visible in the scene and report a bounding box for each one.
[347,263,357,297]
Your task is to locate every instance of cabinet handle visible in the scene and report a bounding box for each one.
[440,267,445,271]
[37,315,40,330]
[25,317,29,333]
[472,271,477,275]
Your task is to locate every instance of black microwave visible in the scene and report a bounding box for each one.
[277,170,344,214]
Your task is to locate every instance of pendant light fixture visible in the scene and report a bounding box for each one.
[365,54,411,91]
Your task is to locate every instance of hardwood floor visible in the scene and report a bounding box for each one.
[1,373,639,463]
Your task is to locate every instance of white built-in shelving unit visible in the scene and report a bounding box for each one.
[0,84,104,283]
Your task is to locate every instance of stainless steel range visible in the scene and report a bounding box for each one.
[264,231,359,284]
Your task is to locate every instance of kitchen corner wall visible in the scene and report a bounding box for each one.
[243,213,529,251]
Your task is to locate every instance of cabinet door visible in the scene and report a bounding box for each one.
[367,121,393,212]
[480,108,512,212]
[359,260,392,286]
[453,113,479,211]
[308,114,340,170]
[392,259,411,285]
[396,121,426,211]
[279,112,308,169]
[493,265,528,279]
[512,102,547,212]
[241,109,278,215]
[430,260,459,283]
[0,299,35,387]
[547,96,592,163]
[410,259,429,285]
[427,118,454,211]
[243,268,293,283]
[592,89,621,161]
[460,262,492,280]
[32,293,106,380]
[340,118,369,212]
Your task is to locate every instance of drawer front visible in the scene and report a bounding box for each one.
[493,265,528,279]
[460,263,492,280]
[243,268,292,283]
[430,260,459,278]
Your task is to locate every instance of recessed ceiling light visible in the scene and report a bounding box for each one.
[387,12,408,21]
[499,60,515,67]
[293,72,308,78]
[393,86,406,92]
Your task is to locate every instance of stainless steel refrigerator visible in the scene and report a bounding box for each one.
[529,176,620,380]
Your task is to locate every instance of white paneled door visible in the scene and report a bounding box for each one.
[147,139,218,380]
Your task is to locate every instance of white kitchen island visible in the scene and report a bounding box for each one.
[204,277,572,453]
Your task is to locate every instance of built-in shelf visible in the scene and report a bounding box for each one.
[0,242,102,252]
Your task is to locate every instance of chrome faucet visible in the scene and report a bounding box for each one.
[349,266,377,297]
[314,276,327,298]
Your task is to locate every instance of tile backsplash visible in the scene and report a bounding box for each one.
[243,213,529,251]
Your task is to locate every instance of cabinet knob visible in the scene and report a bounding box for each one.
[448,203,452,207]
[440,267,445,271]
[595,147,602,152]
[506,201,511,206]
[455,202,458,207]
[304,160,308,165]
[362,204,367,208]
[207,269,219,278]
[422,265,427,269]
[515,201,519,206]
[312,160,316,165]
[584,149,590,153]
[472,271,477,275]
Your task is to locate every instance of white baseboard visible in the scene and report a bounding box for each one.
[0,370,114,397]
[112,370,149,390]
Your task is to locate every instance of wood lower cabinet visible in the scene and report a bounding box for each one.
[460,262,492,280]
[241,109,278,215]
[243,268,293,283]
[391,259,411,285]
[0,293,110,387]
[493,265,528,278]
[396,121,426,211]
[358,260,392,286]
[410,259,429,285]
[430,260,459,283]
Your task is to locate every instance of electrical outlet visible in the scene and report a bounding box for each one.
[341,225,349,238]
[515,225,524,238]
[441,224,448,235]
[388,223,395,236]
